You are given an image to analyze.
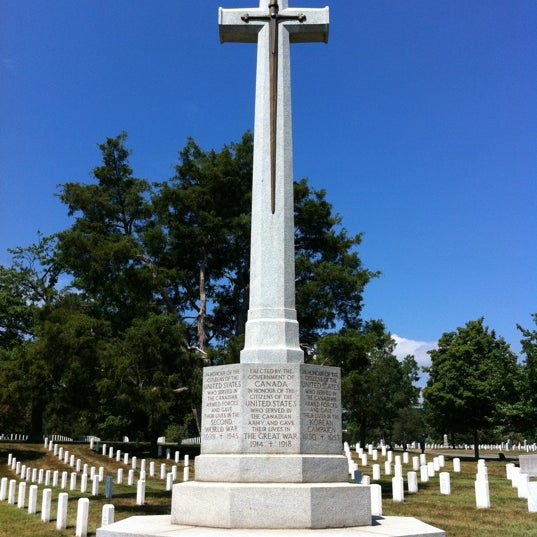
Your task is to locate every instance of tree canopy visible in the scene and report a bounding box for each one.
[423,318,521,458]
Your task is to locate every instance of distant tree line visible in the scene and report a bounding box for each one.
[0,132,534,456]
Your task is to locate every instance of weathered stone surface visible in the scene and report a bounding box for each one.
[194,454,348,483]
[171,482,371,529]
[97,515,446,537]
[201,363,341,455]
[519,455,537,477]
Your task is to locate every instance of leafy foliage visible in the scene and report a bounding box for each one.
[423,318,520,458]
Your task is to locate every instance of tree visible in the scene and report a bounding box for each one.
[317,320,419,445]
[56,132,155,331]
[294,180,379,355]
[423,318,519,459]
[516,314,537,437]
[0,235,63,440]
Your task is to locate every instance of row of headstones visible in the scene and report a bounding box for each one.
[346,450,537,515]
[0,478,116,537]
[9,448,190,495]
[505,462,537,512]
[376,442,537,452]
[46,439,191,483]
[344,442,456,474]
[0,434,28,441]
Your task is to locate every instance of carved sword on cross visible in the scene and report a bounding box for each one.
[241,2,305,214]
[219,1,329,214]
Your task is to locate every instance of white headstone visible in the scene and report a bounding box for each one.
[0,477,7,501]
[136,479,146,505]
[56,492,68,529]
[7,479,16,504]
[41,488,52,522]
[370,483,383,515]
[61,471,68,489]
[439,472,451,495]
[102,504,115,526]
[518,472,529,499]
[183,466,189,482]
[91,476,99,496]
[420,465,429,483]
[475,478,490,509]
[407,471,418,493]
[17,481,26,508]
[166,472,174,491]
[45,470,51,486]
[27,484,38,514]
[149,461,155,477]
[372,463,381,480]
[128,469,134,486]
[117,468,124,484]
[160,463,167,480]
[132,456,137,470]
[392,476,404,502]
[528,482,537,512]
[70,472,77,491]
[80,473,88,493]
[453,457,461,472]
[75,497,90,537]
[412,456,420,471]
[384,461,392,475]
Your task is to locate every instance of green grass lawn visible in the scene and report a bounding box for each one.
[0,443,536,536]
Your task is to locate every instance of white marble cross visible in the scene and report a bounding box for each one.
[219,1,329,364]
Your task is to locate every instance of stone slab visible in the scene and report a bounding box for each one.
[194,454,348,483]
[96,515,445,537]
[201,363,341,455]
[171,482,371,529]
[519,455,537,477]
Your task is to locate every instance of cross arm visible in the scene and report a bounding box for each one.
[219,7,264,43]
[219,6,329,44]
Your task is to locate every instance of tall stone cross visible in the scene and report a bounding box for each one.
[219,1,329,365]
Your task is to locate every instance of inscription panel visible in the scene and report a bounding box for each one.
[301,365,341,453]
[242,366,301,453]
[201,365,241,453]
[201,363,341,455]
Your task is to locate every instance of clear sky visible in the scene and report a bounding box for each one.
[1,1,535,368]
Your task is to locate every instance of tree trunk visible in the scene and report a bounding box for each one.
[473,429,480,460]
[28,398,44,443]
[197,257,207,357]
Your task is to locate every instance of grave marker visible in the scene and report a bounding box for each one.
[41,488,52,522]
[76,497,90,537]
[56,492,68,530]
[102,504,115,526]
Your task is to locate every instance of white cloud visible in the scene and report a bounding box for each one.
[392,334,437,370]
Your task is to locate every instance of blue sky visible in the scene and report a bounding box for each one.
[1,1,535,367]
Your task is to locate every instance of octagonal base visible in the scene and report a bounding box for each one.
[171,482,371,529]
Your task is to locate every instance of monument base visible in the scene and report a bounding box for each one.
[96,515,446,537]
[171,481,371,528]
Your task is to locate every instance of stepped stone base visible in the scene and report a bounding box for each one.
[96,515,446,537]
[171,482,371,529]
[194,454,349,483]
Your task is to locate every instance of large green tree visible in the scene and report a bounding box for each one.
[317,320,420,446]
[516,314,537,437]
[423,318,520,459]
[1,131,390,445]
